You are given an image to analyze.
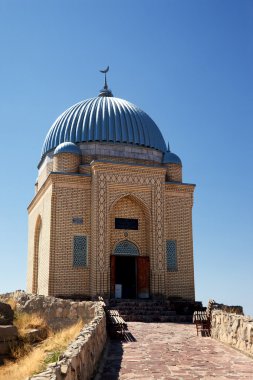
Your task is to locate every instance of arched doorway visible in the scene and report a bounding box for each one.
[111,240,150,299]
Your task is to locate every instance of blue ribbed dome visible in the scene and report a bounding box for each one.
[54,142,81,156]
[41,96,167,158]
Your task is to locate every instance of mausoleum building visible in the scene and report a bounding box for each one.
[27,78,195,301]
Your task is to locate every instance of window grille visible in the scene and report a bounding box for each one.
[73,236,87,267]
[166,240,177,271]
[72,217,83,225]
[114,240,139,256]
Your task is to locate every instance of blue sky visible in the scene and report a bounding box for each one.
[0,0,252,314]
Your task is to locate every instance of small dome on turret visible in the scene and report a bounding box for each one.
[53,142,81,173]
[54,142,81,156]
[163,143,182,165]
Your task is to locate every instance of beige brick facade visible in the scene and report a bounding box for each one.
[27,183,52,295]
[165,163,182,182]
[27,148,195,301]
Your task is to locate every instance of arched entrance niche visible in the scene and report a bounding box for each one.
[111,240,150,299]
[32,215,42,293]
[109,193,151,256]
[109,194,151,299]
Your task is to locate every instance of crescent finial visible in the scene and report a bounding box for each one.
[99,66,109,74]
[98,66,113,97]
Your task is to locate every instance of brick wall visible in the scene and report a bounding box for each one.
[37,143,163,191]
[164,185,195,300]
[50,175,91,297]
[165,163,182,182]
[28,155,195,300]
[37,155,53,191]
[27,183,52,295]
[53,153,80,173]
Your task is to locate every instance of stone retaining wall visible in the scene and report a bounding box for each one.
[1,292,107,379]
[14,292,95,329]
[211,310,253,358]
[30,301,106,380]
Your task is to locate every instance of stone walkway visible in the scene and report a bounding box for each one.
[95,322,253,380]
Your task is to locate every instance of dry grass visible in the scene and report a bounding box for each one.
[10,311,49,360]
[0,320,83,380]
[14,312,48,339]
[0,296,47,337]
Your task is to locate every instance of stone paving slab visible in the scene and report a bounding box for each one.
[95,322,253,379]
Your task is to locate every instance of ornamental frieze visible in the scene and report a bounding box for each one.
[95,171,166,272]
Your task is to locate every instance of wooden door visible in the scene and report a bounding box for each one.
[137,256,150,299]
[110,255,116,297]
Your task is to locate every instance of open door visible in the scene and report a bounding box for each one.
[137,256,150,298]
[110,255,116,297]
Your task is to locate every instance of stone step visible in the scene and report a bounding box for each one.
[122,314,178,322]
[109,304,175,310]
[122,314,192,323]
[112,309,173,314]
[111,309,176,316]
[107,299,194,323]
[110,299,171,303]
[109,303,174,310]
[110,308,174,314]
[110,302,172,307]
[110,301,172,307]
[176,315,193,323]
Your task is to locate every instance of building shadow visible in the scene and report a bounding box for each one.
[93,330,137,380]
[121,331,137,342]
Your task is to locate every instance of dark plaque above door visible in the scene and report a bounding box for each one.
[115,218,138,230]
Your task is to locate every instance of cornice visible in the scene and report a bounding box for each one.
[50,172,91,182]
[90,159,166,175]
[165,182,195,193]
[27,176,52,212]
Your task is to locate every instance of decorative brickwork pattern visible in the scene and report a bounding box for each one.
[37,142,163,193]
[28,152,195,301]
[97,174,106,270]
[154,179,165,270]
